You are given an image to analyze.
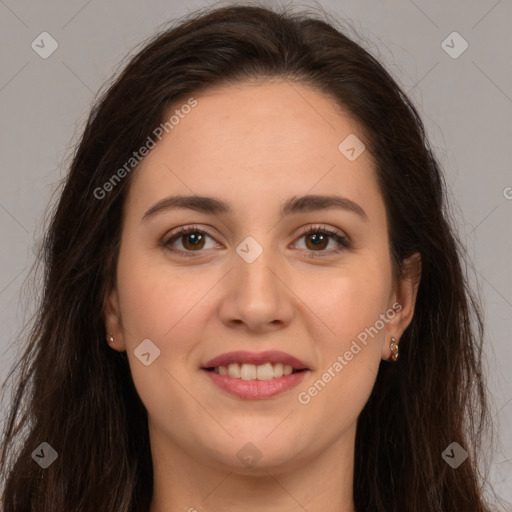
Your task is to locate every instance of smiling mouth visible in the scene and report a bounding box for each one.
[204,362,305,380]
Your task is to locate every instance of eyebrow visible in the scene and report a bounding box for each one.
[142,194,368,222]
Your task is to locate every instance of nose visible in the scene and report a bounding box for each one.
[218,245,294,333]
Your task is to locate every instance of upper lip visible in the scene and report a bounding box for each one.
[202,350,309,370]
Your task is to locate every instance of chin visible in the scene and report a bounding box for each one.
[198,431,306,473]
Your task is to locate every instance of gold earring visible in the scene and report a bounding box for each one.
[389,337,399,362]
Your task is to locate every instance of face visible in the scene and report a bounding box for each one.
[106,79,419,474]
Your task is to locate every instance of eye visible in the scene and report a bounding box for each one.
[293,225,351,257]
[162,225,219,256]
[162,224,351,258]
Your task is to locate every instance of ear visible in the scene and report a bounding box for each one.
[104,287,127,352]
[382,252,422,359]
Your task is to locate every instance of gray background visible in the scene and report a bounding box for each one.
[0,0,510,506]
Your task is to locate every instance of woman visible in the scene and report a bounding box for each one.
[0,3,500,511]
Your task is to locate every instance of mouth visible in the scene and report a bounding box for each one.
[202,350,309,378]
[201,350,310,399]
[204,362,306,380]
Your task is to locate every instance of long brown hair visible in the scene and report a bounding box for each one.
[0,2,500,510]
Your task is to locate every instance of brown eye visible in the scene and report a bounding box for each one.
[304,232,329,251]
[295,226,351,256]
[180,231,206,250]
[163,226,218,256]
[163,225,350,258]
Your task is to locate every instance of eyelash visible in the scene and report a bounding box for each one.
[162,224,351,258]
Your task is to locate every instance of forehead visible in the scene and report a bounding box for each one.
[126,80,383,222]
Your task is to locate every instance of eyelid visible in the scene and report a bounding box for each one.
[162,223,351,257]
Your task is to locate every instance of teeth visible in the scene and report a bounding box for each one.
[214,362,296,380]
[273,362,284,378]
[227,363,240,378]
[240,363,257,380]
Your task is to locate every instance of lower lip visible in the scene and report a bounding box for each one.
[202,369,309,399]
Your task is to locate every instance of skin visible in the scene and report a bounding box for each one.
[105,79,421,512]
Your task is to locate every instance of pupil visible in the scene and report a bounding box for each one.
[307,233,327,250]
[186,233,202,248]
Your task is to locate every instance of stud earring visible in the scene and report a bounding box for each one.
[108,335,114,345]
[389,337,399,362]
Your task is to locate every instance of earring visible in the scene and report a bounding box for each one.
[389,337,399,362]
[108,335,114,345]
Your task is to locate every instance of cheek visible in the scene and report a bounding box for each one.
[293,257,391,415]
[296,257,392,347]
[295,281,386,438]
[115,255,209,432]
[116,241,209,341]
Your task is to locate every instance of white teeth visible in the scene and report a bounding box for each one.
[227,363,240,378]
[273,362,284,378]
[240,363,257,380]
[256,362,274,381]
[214,362,297,380]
